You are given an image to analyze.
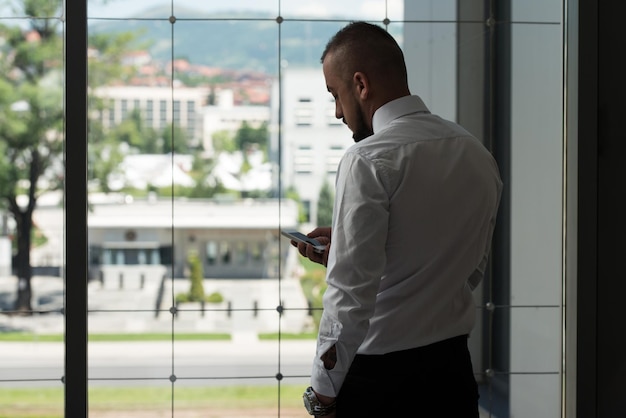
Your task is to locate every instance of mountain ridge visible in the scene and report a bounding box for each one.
[89,6,352,73]
[90,6,403,74]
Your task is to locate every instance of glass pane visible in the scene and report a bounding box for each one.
[402,20,457,120]
[175,0,277,20]
[512,0,561,22]
[510,22,563,306]
[89,383,174,416]
[0,0,66,415]
[88,0,172,19]
[510,307,561,372]
[404,0,456,20]
[281,0,404,21]
[87,2,176,416]
[510,374,562,417]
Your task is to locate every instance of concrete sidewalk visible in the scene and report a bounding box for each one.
[0,275,313,336]
[0,339,317,361]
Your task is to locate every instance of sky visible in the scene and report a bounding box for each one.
[86,0,404,20]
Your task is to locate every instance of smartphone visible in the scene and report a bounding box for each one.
[281,230,326,253]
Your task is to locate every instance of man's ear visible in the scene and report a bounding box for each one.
[353,71,369,100]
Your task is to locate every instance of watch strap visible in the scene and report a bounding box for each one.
[303,386,336,416]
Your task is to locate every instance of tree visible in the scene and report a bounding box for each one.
[188,153,227,199]
[0,0,138,311]
[284,187,308,224]
[186,251,205,302]
[161,122,190,154]
[88,119,125,194]
[88,31,147,193]
[212,130,236,153]
[234,120,268,153]
[175,251,224,307]
[317,181,334,226]
[0,0,64,312]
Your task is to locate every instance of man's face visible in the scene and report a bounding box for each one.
[323,54,373,142]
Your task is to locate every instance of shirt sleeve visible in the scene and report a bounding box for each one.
[467,172,502,290]
[311,150,390,397]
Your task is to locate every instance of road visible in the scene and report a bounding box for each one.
[0,339,316,388]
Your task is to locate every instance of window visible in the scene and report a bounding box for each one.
[294,145,314,174]
[159,99,167,129]
[186,100,195,141]
[326,145,345,174]
[120,99,128,120]
[146,99,154,128]
[0,0,582,417]
[206,241,218,265]
[107,99,115,127]
[173,99,181,125]
[219,241,231,265]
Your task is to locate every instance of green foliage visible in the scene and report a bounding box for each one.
[32,224,48,247]
[87,125,125,194]
[234,120,268,153]
[88,30,145,86]
[212,130,237,153]
[0,332,231,342]
[187,154,228,198]
[298,258,327,330]
[205,291,224,303]
[175,252,225,304]
[0,1,67,311]
[187,251,205,302]
[317,180,334,226]
[0,385,305,417]
[86,31,145,194]
[161,122,191,154]
[285,187,308,224]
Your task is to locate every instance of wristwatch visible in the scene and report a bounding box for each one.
[303,386,336,416]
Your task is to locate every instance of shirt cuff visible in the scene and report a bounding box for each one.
[310,356,346,397]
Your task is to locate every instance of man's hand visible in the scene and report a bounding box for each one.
[313,388,337,418]
[321,344,337,370]
[295,227,331,266]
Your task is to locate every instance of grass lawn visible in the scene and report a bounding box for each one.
[0,332,317,342]
[0,332,232,342]
[0,385,305,418]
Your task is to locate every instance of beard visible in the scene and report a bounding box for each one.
[351,106,373,142]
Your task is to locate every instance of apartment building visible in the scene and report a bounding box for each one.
[95,85,209,148]
[270,68,352,224]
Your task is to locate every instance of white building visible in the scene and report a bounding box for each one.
[94,86,272,159]
[31,196,300,283]
[95,85,210,148]
[270,67,353,224]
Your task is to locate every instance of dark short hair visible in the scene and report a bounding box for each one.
[320,21,407,83]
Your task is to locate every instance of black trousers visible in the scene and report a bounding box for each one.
[336,335,479,417]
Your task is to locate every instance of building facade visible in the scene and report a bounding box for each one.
[270,68,352,225]
[95,85,209,148]
[32,197,300,284]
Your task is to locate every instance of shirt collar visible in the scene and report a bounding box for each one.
[372,95,430,134]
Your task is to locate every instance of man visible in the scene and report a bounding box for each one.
[293,22,502,417]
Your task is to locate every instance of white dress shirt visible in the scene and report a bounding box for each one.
[311,95,503,397]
